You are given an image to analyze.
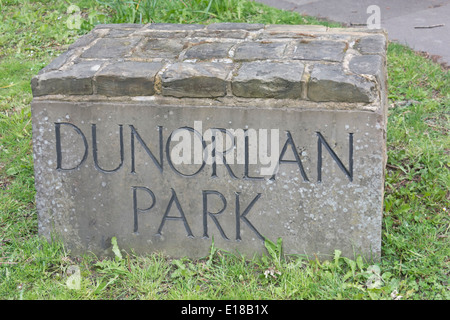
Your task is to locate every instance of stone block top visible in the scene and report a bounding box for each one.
[31,23,387,109]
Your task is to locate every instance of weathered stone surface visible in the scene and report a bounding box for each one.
[308,64,375,103]
[37,50,75,75]
[32,100,385,259]
[32,60,103,96]
[206,22,264,31]
[106,28,140,38]
[291,40,347,62]
[193,29,248,39]
[132,38,186,59]
[81,37,141,59]
[184,42,235,60]
[161,62,232,98]
[68,30,103,50]
[95,61,163,96]
[355,34,386,54]
[234,42,287,61]
[31,23,387,261]
[264,24,327,34]
[30,23,388,104]
[349,55,383,78]
[232,61,304,98]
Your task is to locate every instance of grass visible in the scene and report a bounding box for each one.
[0,0,449,300]
[96,0,341,26]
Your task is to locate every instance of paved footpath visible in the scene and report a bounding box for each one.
[255,0,450,68]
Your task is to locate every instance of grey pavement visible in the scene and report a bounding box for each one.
[255,0,450,68]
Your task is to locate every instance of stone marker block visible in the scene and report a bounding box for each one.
[31,23,388,260]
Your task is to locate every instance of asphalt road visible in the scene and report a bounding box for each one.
[255,0,450,68]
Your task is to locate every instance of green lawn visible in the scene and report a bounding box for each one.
[0,0,448,300]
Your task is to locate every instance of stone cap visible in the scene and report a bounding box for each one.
[31,23,387,106]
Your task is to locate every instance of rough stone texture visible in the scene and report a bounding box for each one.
[184,42,236,60]
[81,37,141,59]
[355,34,387,55]
[290,40,347,62]
[31,23,388,261]
[232,61,304,98]
[161,62,232,98]
[308,64,376,103]
[132,38,187,59]
[349,55,383,77]
[206,22,264,31]
[31,60,104,96]
[95,61,163,96]
[233,42,287,61]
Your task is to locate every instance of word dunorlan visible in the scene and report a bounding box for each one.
[54,122,354,181]
[54,122,355,241]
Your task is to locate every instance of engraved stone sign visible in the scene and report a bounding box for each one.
[31,23,387,260]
